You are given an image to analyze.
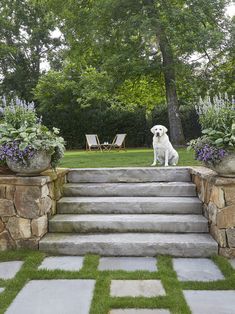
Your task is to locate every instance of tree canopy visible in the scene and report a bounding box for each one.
[0,0,62,99]
[0,0,233,146]
[37,0,232,144]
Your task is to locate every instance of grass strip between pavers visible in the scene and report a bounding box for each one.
[0,251,234,314]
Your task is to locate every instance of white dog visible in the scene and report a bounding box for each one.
[150,125,179,167]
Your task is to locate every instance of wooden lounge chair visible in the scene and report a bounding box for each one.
[109,133,127,151]
[85,134,102,151]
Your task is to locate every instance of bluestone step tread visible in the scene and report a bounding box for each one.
[39,167,216,258]
[57,196,202,214]
[64,182,196,197]
[68,167,191,183]
[49,214,208,233]
[39,233,218,257]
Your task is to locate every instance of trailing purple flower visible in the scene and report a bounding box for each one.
[195,144,227,165]
[0,141,37,165]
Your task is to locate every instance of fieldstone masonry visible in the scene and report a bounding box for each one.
[0,168,68,250]
[1,166,235,257]
[190,166,235,257]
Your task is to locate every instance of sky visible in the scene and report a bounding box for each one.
[226,3,235,16]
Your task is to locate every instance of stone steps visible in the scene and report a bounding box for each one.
[39,167,218,257]
[49,214,208,233]
[39,233,218,257]
[67,167,191,183]
[64,182,196,197]
[57,196,202,214]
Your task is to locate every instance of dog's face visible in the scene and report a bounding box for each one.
[150,125,168,137]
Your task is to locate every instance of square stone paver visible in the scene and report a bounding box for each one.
[110,280,166,297]
[0,261,23,280]
[99,257,157,272]
[0,288,5,294]
[38,256,84,271]
[229,259,235,269]
[110,310,170,314]
[183,290,235,314]
[173,258,224,281]
[5,279,95,314]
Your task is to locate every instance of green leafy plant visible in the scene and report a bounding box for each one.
[188,94,235,166]
[195,93,235,132]
[201,128,235,150]
[0,97,65,168]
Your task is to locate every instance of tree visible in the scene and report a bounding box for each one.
[42,0,230,145]
[0,0,62,100]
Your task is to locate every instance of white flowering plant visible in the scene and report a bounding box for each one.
[195,93,235,133]
[188,94,235,166]
[0,97,65,168]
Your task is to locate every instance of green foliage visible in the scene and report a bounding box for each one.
[0,0,63,100]
[2,101,37,128]
[188,93,235,165]
[115,77,165,111]
[0,98,65,167]
[201,126,235,150]
[0,0,232,147]
[34,66,201,148]
[196,94,235,132]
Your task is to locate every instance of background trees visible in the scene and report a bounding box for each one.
[0,0,62,100]
[0,0,233,147]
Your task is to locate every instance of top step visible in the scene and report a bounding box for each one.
[67,167,191,183]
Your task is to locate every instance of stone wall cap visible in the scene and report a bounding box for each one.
[214,177,235,186]
[189,166,235,186]
[0,176,49,186]
[69,166,191,170]
[189,166,217,178]
[0,168,69,186]
[41,168,69,181]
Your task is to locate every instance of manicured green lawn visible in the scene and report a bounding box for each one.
[0,251,234,314]
[59,148,202,168]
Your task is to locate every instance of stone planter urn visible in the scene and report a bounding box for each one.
[207,152,235,177]
[6,150,51,176]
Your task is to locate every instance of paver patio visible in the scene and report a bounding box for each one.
[5,279,95,314]
[1,254,235,314]
[110,280,166,297]
[229,259,235,269]
[183,290,235,314]
[0,261,23,280]
[173,258,224,281]
[98,257,157,271]
[38,256,84,271]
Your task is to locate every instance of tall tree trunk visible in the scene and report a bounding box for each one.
[157,27,185,145]
[144,0,185,145]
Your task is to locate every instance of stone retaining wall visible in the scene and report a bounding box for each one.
[0,168,68,250]
[190,166,235,257]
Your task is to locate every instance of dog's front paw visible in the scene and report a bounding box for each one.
[164,164,169,167]
[151,163,156,166]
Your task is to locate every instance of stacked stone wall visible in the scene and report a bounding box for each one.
[190,167,235,257]
[0,169,68,250]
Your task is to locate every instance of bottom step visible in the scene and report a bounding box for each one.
[39,233,218,257]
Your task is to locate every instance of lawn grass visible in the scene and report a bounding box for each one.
[0,251,234,314]
[59,148,202,168]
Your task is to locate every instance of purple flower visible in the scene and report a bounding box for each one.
[195,144,227,165]
[0,141,37,165]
